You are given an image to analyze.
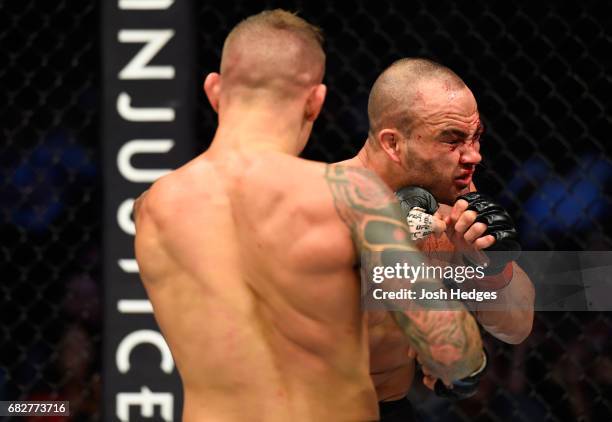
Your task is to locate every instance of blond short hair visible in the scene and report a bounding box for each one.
[224,9,324,52]
[220,10,325,94]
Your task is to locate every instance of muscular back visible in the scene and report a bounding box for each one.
[135,151,378,422]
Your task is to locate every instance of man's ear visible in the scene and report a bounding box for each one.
[305,83,327,122]
[378,129,402,163]
[204,72,221,113]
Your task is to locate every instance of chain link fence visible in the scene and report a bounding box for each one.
[1,0,610,421]
[0,0,101,420]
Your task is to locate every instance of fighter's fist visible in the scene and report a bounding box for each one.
[413,346,488,401]
[454,192,521,274]
[433,348,488,400]
[396,186,445,241]
[397,186,438,215]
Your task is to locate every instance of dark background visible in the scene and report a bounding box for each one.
[1,0,611,420]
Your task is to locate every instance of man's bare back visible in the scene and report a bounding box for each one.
[135,151,378,421]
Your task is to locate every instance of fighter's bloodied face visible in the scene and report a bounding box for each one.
[400,80,482,205]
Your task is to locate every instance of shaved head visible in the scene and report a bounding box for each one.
[368,58,466,137]
[220,10,325,99]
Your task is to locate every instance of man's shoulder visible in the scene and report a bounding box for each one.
[249,151,327,179]
[324,163,397,208]
[263,157,391,206]
[254,156,387,191]
[235,153,330,199]
[135,159,213,219]
[148,165,195,200]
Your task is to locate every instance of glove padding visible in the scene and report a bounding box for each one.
[434,348,488,400]
[457,192,521,274]
[396,186,438,215]
[396,187,439,240]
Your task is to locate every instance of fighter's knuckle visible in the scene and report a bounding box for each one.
[454,221,464,233]
[464,210,478,221]
[456,199,469,209]
[476,235,495,249]
[464,231,477,243]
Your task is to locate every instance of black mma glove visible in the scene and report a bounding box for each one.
[396,186,439,241]
[457,192,521,276]
[396,186,438,215]
[434,348,488,400]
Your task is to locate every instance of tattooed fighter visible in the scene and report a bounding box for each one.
[134,11,484,422]
[341,58,535,421]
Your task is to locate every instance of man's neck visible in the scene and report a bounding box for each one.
[342,144,404,191]
[209,104,305,155]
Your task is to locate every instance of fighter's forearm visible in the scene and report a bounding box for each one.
[366,252,485,382]
[365,245,484,379]
[474,263,534,344]
[391,301,483,383]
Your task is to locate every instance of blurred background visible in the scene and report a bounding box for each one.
[1,0,611,420]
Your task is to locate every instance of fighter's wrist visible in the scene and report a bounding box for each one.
[433,348,488,400]
[474,261,514,290]
[467,348,488,378]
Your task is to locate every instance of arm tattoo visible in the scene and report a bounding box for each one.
[324,164,482,381]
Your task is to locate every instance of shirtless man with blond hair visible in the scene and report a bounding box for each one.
[134,12,484,421]
[341,58,535,420]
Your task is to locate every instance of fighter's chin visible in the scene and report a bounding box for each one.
[457,184,471,195]
[434,183,470,205]
[450,181,471,201]
[437,190,459,206]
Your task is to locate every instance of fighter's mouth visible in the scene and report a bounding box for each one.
[454,171,474,185]
[456,170,473,179]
